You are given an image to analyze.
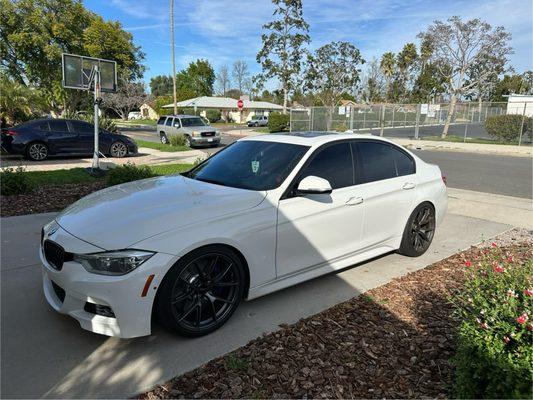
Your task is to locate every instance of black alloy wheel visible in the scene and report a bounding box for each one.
[26,142,48,161]
[110,141,128,158]
[156,246,245,337]
[399,203,436,257]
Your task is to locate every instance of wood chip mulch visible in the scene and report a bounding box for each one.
[0,181,106,217]
[140,244,532,399]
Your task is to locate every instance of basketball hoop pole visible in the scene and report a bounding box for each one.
[92,65,100,170]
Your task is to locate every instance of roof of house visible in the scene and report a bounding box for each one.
[162,96,284,110]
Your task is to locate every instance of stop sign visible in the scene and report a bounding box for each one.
[237,99,244,110]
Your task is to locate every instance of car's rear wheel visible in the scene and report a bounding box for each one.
[109,141,128,158]
[26,142,48,161]
[156,245,245,337]
[184,135,192,147]
[160,133,169,144]
[398,202,436,257]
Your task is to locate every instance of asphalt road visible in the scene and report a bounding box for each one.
[122,128,532,200]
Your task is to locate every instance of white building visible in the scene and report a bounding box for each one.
[163,96,284,123]
[506,94,533,117]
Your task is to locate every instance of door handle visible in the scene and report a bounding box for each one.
[345,196,364,206]
[402,182,416,190]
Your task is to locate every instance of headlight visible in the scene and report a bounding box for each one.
[73,250,154,276]
[192,131,200,137]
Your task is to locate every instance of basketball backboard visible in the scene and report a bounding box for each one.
[62,53,117,92]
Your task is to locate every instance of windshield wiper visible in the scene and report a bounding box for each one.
[194,177,227,187]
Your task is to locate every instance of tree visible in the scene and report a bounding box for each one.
[0,74,46,125]
[232,60,251,96]
[380,52,396,101]
[150,75,173,97]
[304,41,365,127]
[176,59,215,97]
[418,16,512,137]
[256,0,310,113]
[101,79,147,120]
[360,57,384,102]
[491,72,532,101]
[0,0,144,114]
[396,43,418,101]
[225,89,242,100]
[465,53,506,113]
[215,65,231,96]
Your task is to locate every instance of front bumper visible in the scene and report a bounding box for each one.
[190,136,220,146]
[40,224,176,338]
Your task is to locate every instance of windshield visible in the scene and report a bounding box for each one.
[185,140,309,190]
[181,117,207,127]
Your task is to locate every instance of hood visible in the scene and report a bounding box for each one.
[181,126,217,133]
[56,175,266,250]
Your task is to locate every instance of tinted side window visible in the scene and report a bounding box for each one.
[356,142,397,183]
[157,117,166,125]
[300,142,353,189]
[165,117,173,126]
[38,122,49,131]
[48,120,69,132]
[70,120,93,134]
[392,146,415,176]
[174,118,181,128]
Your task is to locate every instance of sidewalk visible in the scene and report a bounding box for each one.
[0,147,206,172]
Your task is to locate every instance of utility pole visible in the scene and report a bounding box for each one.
[92,65,100,170]
[170,0,177,115]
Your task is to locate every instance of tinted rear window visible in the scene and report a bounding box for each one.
[165,117,173,126]
[157,117,167,125]
[392,146,415,176]
[70,120,93,134]
[48,120,69,132]
[356,142,397,183]
[38,122,49,131]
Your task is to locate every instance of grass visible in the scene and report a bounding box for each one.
[134,139,190,152]
[421,135,529,146]
[225,354,249,372]
[19,163,193,188]
[113,119,156,126]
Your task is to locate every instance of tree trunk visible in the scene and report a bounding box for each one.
[282,86,288,114]
[442,93,457,138]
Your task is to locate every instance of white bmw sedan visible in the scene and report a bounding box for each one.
[40,132,447,338]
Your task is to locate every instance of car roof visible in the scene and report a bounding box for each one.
[162,114,200,118]
[241,131,393,147]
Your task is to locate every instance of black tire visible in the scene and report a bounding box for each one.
[398,202,436,257]
[109,141,128,158]
[184,135,192,147]
[160,133,169,144]
[25,142,48,161]
[254,122,259,127]
[155,245,246,337]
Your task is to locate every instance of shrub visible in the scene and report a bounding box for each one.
[205,109,221,123]
[169,134,187,147]
[106,163,155,186]
[63,112,119,133]
[0,167,34,195]
[452,244,533,399]
[485,114,532,142]
[267,112,289,133]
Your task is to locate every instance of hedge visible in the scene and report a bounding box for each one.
[485,114,532,142]
[0,167,34,195]
[106,163,155,186]
[452,244,532,398]
[267,112,289,133]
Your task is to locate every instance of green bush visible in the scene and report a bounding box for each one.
[63,111,119,133]
[485,114,532,142]
[452,244,533,399]
[169,134,187,147]
[267,112,289,133]
[0,167,35,195]
[205,109,221,123]
[106,163,155,186]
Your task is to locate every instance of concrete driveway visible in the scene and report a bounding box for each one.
[1,208,511,398]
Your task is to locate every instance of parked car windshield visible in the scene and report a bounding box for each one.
[181,117,207,127]
[185,141,309,190]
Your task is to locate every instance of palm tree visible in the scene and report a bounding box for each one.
[380,52,396,102]
[0,76,36,125]
[170,0,177,115]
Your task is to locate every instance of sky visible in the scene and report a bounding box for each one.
[85,0,532,91]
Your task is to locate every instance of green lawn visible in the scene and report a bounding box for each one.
[113,119,156,126]
[135,139,191,152]
[20,163,193,188]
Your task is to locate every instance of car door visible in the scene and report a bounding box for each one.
[69,120,95,154]
[172,117,182,135]
[164,116,174,136]
[351,140,418,249]
[46,120,79,153]
[276,141,364,277]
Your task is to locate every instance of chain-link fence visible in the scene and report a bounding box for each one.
[290,102,532,145]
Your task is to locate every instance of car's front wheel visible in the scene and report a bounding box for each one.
[156,245,246,337]
[109,141,128,158]
[398,202,436,257]
[160,133,169,144]
[26,142,48,161]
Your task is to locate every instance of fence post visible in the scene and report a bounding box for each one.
[414,103,421,139]
[518,102,526,146]
[310,107,314,131]
[392,106,395,128]
[404,110,407,127]
[363,109,366,129]
[349,107,354,130]
[379,105,385,136]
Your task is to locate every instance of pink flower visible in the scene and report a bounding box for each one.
[506,256,514,263]
[464,260,472,267]
[503,336,511,344]
[524,289,533,297]
[491,242,498,248]
[516,313,528,325]
[493,265,504,273]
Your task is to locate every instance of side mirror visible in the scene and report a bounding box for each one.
[296,175,332,195]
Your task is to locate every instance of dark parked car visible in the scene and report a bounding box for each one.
[1,119,138,161]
